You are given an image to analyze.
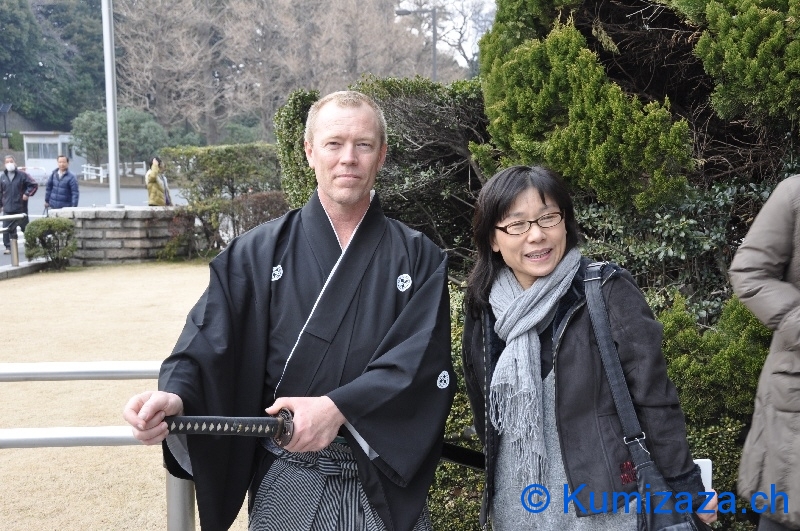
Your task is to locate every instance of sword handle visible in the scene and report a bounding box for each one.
[165,408,294,446]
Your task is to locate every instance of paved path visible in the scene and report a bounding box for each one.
[0,262,249,530]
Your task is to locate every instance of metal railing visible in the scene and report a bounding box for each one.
[0,361,196,530]
[81,161,148,183]
[0,212,27,266]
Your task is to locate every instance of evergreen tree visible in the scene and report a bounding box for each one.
[0,0,104,129]
[0,0,47,122]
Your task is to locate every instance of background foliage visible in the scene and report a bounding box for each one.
[160,143,287,253]
[0,0,104,130]
[23,216,77,270]
[71,107,172,167]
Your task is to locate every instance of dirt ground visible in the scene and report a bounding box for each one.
[0,262,249,530]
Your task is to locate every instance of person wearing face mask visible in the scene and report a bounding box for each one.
[1,155,38,254]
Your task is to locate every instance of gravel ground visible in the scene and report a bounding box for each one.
[0,262,248,530]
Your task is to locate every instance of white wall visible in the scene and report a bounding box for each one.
[20,132,87,183]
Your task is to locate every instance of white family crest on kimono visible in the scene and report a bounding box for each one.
[397,274,412,292]
[437,371,450,389]
[271,265,283,281]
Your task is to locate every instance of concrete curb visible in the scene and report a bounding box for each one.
[0,259,49,280]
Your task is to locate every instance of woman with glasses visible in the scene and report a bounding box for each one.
[461,165,717,530]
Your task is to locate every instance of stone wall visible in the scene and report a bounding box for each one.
[50,206,189,266]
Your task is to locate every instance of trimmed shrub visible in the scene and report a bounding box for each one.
[157,207,199,261]
[661,294,770,427]
[660,294,770,530]
[23,216,77,270]
[160,143,283,251]
[231,191,291,235]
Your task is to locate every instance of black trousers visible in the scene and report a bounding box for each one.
[2,210,28,250]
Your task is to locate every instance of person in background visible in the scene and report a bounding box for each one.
[461,165,716,530]
[729,174,800,531]
[45,155,80,210]
[1,155,38,254]
[146,156,172,206]
[123,91,454,531]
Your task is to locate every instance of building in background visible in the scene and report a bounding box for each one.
[20,131,87,184]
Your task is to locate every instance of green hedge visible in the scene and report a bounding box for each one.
[160,143,287,253]
[23,216,77,270]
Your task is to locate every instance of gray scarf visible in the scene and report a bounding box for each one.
[488,248,581,484]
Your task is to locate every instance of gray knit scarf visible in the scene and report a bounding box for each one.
[488,248,581,484]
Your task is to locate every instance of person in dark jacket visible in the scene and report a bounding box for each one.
[45,155,80,209]
[1,155,38,254]
[462,165,717,530]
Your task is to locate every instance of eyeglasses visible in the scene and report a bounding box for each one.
[495,211,564,235]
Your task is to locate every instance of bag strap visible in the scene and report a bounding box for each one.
[584,262,651,466]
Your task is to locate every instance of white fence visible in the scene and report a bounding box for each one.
[0,361,196,531]
[81,161,148,183]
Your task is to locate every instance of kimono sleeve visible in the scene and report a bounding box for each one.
[326,253,455,487]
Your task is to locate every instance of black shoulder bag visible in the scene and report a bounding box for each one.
[584,262,707,531]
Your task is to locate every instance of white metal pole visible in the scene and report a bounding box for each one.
[101,0,123,207]
[166,473,196,531]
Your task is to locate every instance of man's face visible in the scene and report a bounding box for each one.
[57,157,69,171]
[304,102,387,211]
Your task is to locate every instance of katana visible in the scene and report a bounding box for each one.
[165,408,294,447]
[165,408,486,471]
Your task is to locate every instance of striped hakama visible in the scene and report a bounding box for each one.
[249,439,432,531]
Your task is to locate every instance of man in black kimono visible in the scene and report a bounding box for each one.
[123,91,455,531]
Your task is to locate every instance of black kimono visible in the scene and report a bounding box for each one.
[159,191,455,531]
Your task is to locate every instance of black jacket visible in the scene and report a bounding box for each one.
[1,170,38,213]
[462,259,705,526]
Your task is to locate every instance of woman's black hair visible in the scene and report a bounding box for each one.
[153,156,163,168]
[464,165,580,316]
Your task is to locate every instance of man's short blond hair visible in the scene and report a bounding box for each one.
[304,91,387,146]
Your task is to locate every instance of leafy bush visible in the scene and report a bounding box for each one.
[695,0,800,123]
[660,294,770,531]
[686,417,754,530]
[8,130,23,151]
[157,208,199,261]
[273,88,320,209]
[661,294,770,427]
[577,180,775,322]
[231,191,291,235]
[480,19,693,212]
[160,143,283,251]
[23,217,77,270]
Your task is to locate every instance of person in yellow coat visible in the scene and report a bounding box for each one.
[146,156,172,206]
